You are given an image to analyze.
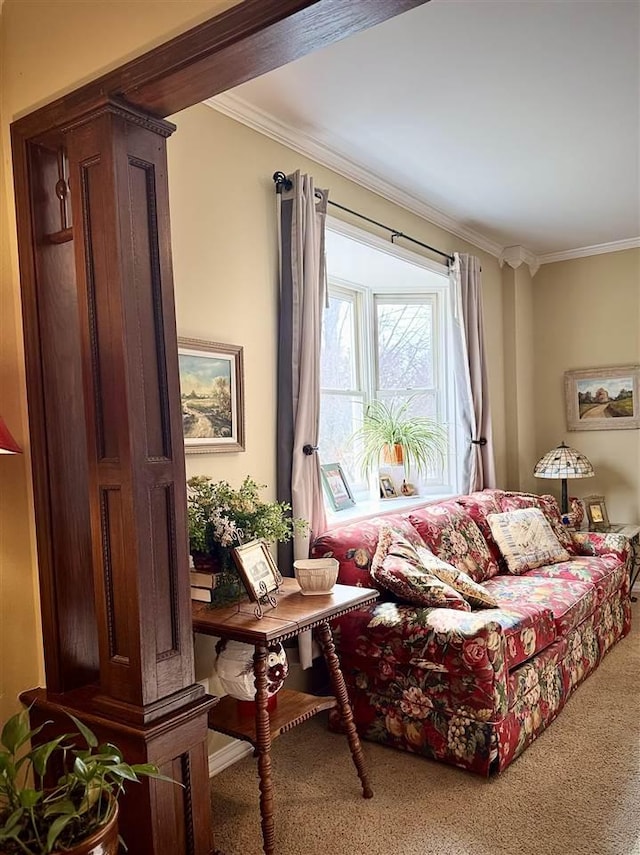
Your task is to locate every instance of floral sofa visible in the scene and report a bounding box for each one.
[310,489,632,776]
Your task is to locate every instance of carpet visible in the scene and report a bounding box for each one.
[210,605,640,855]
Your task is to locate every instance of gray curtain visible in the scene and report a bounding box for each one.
[450,253,496,493]
[277,171,328,668]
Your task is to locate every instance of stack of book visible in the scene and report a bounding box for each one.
[190,570,217,603]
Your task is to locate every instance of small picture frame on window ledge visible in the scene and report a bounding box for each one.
[584,495,610,531]
[379,474,398,500]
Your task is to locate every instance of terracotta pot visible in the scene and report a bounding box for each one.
[52,803,119,855]
[382,443,404,466]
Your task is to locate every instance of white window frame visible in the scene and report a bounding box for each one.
[320,217,458,520]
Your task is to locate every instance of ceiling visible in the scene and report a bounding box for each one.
[209,0,640,263]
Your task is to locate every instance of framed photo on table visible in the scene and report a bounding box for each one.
[583,495,610,530]
[320,463,355,511]
[178,337,245,453]
[232,540,282,602]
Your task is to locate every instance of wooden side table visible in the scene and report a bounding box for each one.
[192,579,379,855]
[614,524,640,602]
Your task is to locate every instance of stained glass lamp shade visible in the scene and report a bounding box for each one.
[533,441,594,514]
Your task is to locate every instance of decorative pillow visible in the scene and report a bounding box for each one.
[498,492,577,555]
[407,503,501,583]
[372,526,470,610]
[415,545,498,609]
[311,515,424,589]
[455,490,506,574]
[487,508,571,574]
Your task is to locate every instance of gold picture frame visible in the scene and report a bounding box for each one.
[232,539,282,602]
[583,495,610,530]
[178,337,245,453]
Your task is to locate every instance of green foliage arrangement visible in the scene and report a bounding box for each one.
[187,476,307,556]
[0,708,169,854]
[351,397,448,479]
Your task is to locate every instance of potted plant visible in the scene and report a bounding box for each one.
[0,707,170,854]
[187,476,307,592]
[351,397,447,482]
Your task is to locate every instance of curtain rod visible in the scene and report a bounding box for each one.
[273,171,454,264]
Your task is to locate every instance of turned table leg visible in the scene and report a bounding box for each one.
[315,620,373,799]
[253,644,275,854]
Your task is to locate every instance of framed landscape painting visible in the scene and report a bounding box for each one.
[565,365,640,431]
[178,337,245,453]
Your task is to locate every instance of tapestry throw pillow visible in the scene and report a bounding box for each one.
[487,507,571,574]
[415,545,498,609]
[498,491,577,555]
[371,526,470,610]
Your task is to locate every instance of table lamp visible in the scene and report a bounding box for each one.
[0,415,21,454]
[533,441,594,514]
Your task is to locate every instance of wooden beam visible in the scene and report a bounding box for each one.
[13,0,430,137]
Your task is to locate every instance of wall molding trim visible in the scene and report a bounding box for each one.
[206,94,640,268]
[208,738,252,778]
[499,245,540,277]
[537,237,640,265]
[206,93,504,259]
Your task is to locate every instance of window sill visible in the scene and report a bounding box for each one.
[324,491,456,529]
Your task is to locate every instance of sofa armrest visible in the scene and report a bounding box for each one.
[334,602,509,719]
[335,602,506,677]
[571,531,632,570]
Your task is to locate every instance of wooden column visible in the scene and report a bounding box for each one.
[15,98,215,854]
[64,100,200,725]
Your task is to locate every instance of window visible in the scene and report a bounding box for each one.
[319,221,456,507]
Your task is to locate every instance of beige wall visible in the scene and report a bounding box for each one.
[0,0,240,722]
[168,104,508,496]
[533,250,640,521]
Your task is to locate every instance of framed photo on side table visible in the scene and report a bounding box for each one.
[584,495,610,530]
[232,540,282,602]
[178,337,245,453]
[320,463,356,511]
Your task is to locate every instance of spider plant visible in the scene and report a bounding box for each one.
[351,397,447,480]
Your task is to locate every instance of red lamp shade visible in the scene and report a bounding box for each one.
[0,416,22,454]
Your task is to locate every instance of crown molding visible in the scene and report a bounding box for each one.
[206,93,504,259]
[499,245,540,277]
[538,237,640,265]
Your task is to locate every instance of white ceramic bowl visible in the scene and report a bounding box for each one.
[293,558,339,595]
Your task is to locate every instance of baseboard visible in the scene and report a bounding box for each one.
[208,739,253,777]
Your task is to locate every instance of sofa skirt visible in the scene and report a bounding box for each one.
[333,587,631,776]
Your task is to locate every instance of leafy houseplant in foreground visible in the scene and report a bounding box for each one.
[351,397,448,482]
[187,476,307,597]
[0,707,169,854]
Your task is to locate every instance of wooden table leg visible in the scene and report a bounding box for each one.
[253,643,275,854]
[315,621,373,799]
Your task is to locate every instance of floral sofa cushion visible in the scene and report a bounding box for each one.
[407,502,501,583]
[482,574,598,637]
[414,545,498,609]
[311,514,423,588]
[455,489,506,573]
[480,602,557,670]
[487,508,570,573]
[371,528,471,610]
[524,553,627,604]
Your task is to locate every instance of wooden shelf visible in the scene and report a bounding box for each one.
[207,689,336,746]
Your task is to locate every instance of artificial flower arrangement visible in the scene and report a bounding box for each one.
[187,475,307,586]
